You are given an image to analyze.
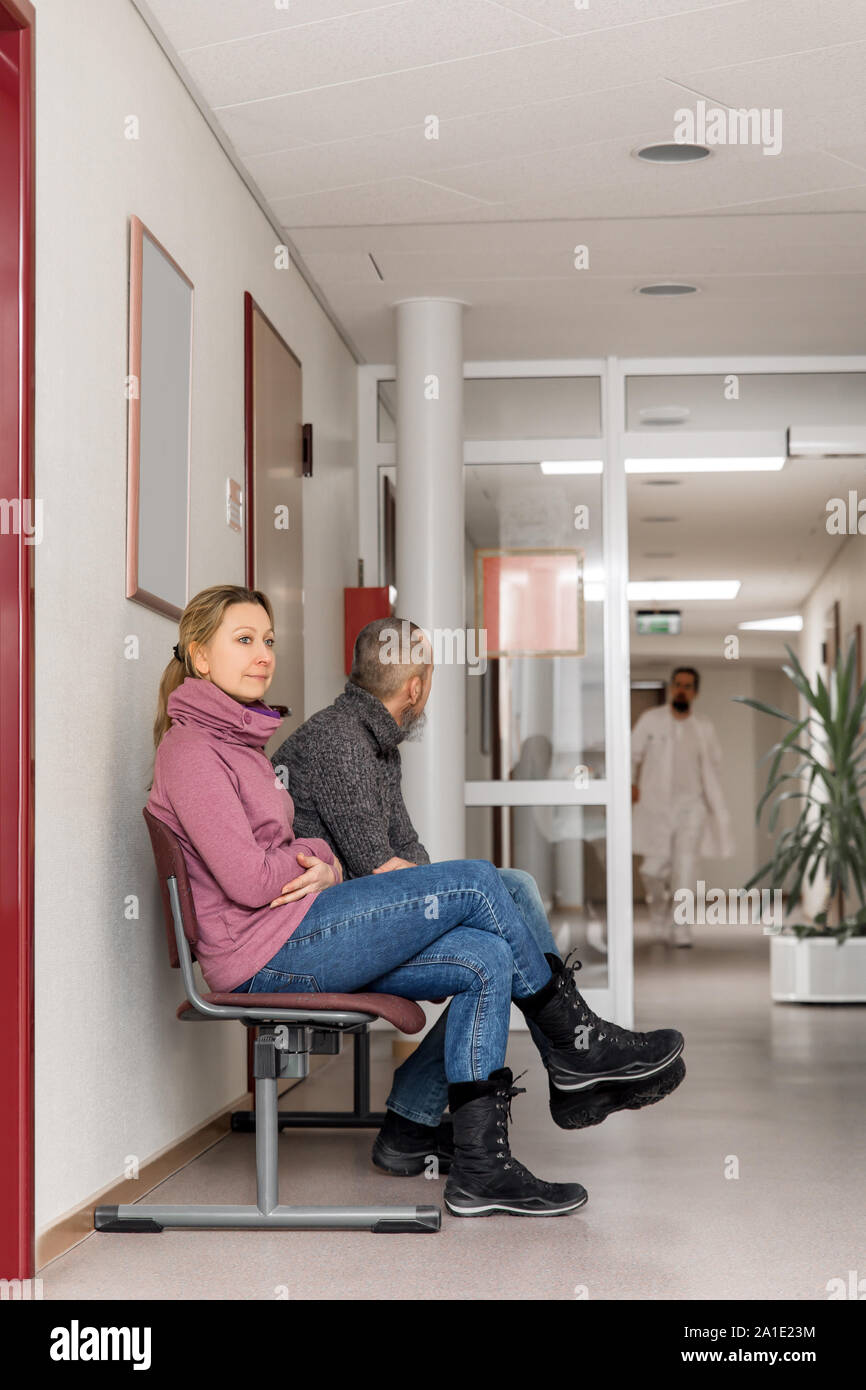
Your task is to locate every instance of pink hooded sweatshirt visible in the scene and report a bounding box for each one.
[146,675,341,992]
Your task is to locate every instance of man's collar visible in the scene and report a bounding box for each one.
[340,680,408,751]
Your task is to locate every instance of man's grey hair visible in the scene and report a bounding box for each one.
[350,617,431,699]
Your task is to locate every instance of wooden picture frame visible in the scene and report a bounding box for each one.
[475,547,586,657]
[126,214,193,619]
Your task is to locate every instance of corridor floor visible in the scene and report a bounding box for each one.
[39,916,864,1300]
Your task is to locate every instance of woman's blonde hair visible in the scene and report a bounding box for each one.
[150,583,275,767]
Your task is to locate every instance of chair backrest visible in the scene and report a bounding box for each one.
[143,807,199,968]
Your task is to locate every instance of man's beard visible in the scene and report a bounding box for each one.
[402,709,427,742]
[671,697,690,712]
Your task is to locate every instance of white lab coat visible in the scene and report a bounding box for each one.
[631,704,734,859]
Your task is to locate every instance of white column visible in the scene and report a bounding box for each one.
[393,297,467,862]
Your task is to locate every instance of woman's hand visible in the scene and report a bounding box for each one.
[269,852,337,907]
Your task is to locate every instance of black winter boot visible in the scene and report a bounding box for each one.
[442,1067,588,1218]
[517,951,684,1093]
[371,1109,454,1176]
[547,1054,687,1129]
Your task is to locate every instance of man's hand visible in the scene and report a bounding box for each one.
[631,783,640,805]
[269,853,337,906]
[373,856,418,873]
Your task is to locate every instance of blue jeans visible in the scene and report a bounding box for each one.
[384,868,558,1124]
[232,859,553,1116]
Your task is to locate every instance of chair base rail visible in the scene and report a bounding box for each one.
[94,1203,441,1233]
[94,1032,442,1236]
[231,1110,387,1131]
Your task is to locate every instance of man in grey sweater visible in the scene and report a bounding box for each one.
[273,629,432,881]
[273,618,681,1174]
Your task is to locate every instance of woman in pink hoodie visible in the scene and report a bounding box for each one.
[146,584,681,1218]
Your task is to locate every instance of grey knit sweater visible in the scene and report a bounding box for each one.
[271,680,430,879]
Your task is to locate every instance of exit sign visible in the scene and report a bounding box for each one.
[636,609,682,635]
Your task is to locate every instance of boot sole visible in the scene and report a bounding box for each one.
[371,1141,452,1177]
[443,1189,588,1218]
[550,1057,686,1130]
[548,1037,684,1092]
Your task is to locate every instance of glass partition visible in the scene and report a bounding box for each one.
[464,462,604,781]
[626,372,866,430]
[378,374,602,442]
[466,805,608,990]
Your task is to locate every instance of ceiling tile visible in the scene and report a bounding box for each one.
[181,0,555,109]
[144,0,456,52]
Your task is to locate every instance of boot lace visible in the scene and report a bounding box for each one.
[492,1070,557,1190]
[559,949,650,1049]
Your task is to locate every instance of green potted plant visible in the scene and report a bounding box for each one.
[734,638,866,1001]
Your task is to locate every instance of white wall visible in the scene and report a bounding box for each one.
[802,534,866,682]
[34,0,357,1234]
[801,533,866,915]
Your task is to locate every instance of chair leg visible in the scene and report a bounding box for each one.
[95,1032,440,1234]
[232,1028,387,1132]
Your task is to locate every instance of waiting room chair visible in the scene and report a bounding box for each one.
[93,809,440,1235]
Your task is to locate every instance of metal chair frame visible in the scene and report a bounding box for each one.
[95,820,440,1235]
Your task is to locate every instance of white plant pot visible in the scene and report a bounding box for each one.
[770,933,866,1002]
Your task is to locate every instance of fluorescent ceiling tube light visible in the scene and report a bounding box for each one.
[738,615,803,631]
[625,457,785,473]
[628,581,741,600]
[787,427,866,458]
[540,460,604,474]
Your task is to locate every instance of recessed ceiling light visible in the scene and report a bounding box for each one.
[539,460,604,474]
[627,457,785,473]
[634,142,711,163]
[738,615,803,631]
[636,282,699,296]
[629,581,741,600]
[642,478,682,486]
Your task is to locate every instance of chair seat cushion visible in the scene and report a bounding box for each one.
[178,992,427,1033]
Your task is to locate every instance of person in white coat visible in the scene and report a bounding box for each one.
[631,667,734,947]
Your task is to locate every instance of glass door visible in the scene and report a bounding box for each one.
[367,360,634,1025]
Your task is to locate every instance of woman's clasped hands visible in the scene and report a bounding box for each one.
[268,851,342,907]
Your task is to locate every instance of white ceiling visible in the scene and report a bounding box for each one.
[136,0,866,362]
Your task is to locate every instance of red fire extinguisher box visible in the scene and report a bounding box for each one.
[344,587,391,675]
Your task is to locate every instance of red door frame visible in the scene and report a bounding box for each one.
[0,0,35,1279]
